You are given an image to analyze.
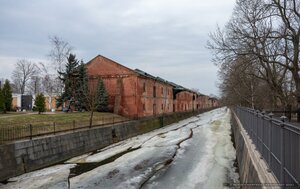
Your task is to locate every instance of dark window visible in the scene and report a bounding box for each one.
[161,104,163,110]
[153,86,156,97]
[143,82,146,92]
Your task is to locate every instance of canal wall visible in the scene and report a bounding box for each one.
[0,110,205,182]
[231,110,278,189]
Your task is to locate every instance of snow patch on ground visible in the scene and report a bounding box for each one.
[1,164,76,189]
[70,146,178,189]
[1,108,238,189]
[67,112,200,164]
[143,108,239,189]
[142,127,191,147]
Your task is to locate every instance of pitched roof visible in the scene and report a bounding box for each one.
[86,55,208,96]
[86,54,137,75]
[134,68,172,85]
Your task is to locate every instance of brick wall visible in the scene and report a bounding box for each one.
[175,91,195,112]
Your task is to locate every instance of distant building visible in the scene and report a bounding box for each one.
[12,94,58,111]
[12,94,32,111]
[86,55,219,117]
[208,97,219,108]
[86,55,174,117]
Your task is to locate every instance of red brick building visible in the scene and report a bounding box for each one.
[86,55,174,117]
[208,97,219,107]
[169,83,196,112]
[86,55,219,117]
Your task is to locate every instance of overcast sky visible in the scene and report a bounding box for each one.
[0,0,236,96]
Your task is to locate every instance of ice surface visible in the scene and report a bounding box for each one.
[1,108,239,189]
[143,108,240,189]
[70,146,178,189]
[1,164,76,189]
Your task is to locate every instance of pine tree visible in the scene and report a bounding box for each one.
[75,62,88,111]
[35,93,46,114]
[2,79,12,113]
[96,79,108,112]
[56,53,79,109]
[0,88,4,113]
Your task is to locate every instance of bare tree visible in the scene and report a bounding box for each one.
[79,78,97,127]
[48,35,72,74]
[38,62,61,110]
[28,75,42,95]
[11,59,38,94]
[208,0,299,110]
[48,36,73,94]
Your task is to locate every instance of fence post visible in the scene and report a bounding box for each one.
[260,111,265,158]
[53,122,56,135]
[267,112,274,172]
[29,124,33,140]
[254,110,258,146]
[279,116,286,185]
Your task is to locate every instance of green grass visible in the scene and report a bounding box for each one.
[0,112,125,126]
[0,111,130,142]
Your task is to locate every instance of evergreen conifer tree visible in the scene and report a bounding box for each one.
[0,88,4,113]
[56,54,79,109]
[75,62,88,111]
[2,79,12,113]
[96,79,108,112]
[35,93,46,114]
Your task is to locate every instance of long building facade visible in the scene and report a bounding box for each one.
[86,55,219,117]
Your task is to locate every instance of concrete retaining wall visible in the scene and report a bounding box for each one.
[0,110,204,182]
[231,111,278,189]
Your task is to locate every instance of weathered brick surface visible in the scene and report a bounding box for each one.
[175,91,195,112]
[86,55,187,117]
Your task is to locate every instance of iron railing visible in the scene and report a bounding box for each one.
[0,116,131,144]
[234,107,300,188]
[0,108,215,144]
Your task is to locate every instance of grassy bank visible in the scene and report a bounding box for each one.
[0,112,129,142]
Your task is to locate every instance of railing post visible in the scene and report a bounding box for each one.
[260,111,265,157]
[29,124,33,140]
[254,110,258,146]
[53,122,56,135]
[267,112,274,172]
[250,109,254,140]
[279,116,286,185]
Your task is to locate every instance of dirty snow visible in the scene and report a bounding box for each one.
[0,164,76,189]
[1,108,239,189]
[143,108,239,189]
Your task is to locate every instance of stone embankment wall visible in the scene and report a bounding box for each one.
[231,111,278,189]
[0,110,205,182]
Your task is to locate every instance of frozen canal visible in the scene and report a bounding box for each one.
[0,107,239,189]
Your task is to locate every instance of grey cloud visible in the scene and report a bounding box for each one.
[0,0,236,95]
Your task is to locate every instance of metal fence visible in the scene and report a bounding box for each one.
[0,116,130,144]
[0,108,214,145]
[234,107,300,188]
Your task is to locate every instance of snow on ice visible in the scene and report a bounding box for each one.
[1,108,239,189]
